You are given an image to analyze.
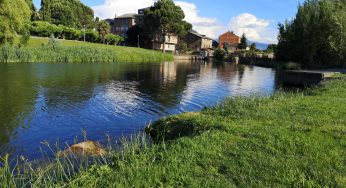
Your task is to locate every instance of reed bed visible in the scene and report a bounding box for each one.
[0,38,173,63]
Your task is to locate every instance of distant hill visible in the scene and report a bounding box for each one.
[213,38,271,51]
[248,41,270,50]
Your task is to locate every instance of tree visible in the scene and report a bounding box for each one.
[25,0,38,21]
[214,48,225,61]
[97,20,110,44]
[276,0,346,67]
[39,0,94,29]
[144,0,192,53]
[239,33,248,50]
[126,26,141,47]
[266,44,277,53]
[0,0,32,44]
[250,43,257,51]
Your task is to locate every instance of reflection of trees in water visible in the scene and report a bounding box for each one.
[0,64,37,153]
[127,62,201,107]
[0,61,215,156]
[38,63,150,108]
[214,63,238,82]
[237,65,245,82]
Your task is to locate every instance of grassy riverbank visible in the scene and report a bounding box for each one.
[0,37,173,63]
[1,78,346,187]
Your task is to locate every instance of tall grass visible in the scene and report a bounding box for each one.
[0,38,173,63]
[0,133,151,188]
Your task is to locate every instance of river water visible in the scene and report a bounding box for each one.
[0,61,278,160]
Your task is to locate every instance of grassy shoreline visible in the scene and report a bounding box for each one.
[1,78,346,187]
[0,37,173,63]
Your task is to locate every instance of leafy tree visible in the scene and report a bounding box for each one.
[276,0,346,67]
[97,20,110,44]
[250,43,257,51]
[126,26,141,47]
[266,44,277,53]
[25,0,38,21]
[50,3,75,27]
[0,0,32,44]
[214,48,225,61]
[239,33,248,50]
[144,0,192,52]
[177,41,188,52]
[39,0,94,29]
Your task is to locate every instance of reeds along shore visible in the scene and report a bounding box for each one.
[0,38,173,63]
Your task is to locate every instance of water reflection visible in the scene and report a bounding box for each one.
[0,62,277,159]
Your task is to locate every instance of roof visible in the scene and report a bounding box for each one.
[189,30,213,40]
[219,31,240,38]
[116,13,137,19]
[104,19,114,24]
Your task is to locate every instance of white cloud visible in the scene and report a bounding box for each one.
[92,0,155,19]
[228,13,277,44]
[175,1,224,39]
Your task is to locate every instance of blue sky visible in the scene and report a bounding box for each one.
[33,0,301,43]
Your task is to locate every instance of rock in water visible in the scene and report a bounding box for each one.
[59,141,107,157]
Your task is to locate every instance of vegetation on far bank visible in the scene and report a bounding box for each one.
[0,37,173,63]
[1,78,345,187]
[276,0,346,68]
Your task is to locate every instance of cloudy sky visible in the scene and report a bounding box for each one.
[33,0,302,44]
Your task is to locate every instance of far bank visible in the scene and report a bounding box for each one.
[0,37,173,63]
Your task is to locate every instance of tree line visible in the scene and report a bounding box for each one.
[0,0,122,45]
[276,0,346,67]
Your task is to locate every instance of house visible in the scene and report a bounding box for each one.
[114,13,137,38]
[182,30,213,51]
[218,31,240,51]
[153,33,178,52]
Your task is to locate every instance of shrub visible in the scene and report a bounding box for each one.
[105,34,123,45]
[30,21,63,38]
[60,25,82,40]
[85,30,100,43]
[213,48,225,61]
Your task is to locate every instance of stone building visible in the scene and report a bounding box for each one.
[182,30,213,51]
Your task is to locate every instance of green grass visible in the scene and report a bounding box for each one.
[0,37,173,63]
[331,73,346,78]
[1,79,346,187]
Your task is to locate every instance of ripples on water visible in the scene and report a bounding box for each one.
[0,61,277,159]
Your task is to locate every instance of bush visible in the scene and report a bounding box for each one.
[105,34,123,45]
[85,30,100,43]
[213,48,225,61]
[60,25,82,40]
[30,21,63,38]
[284,62,302,70]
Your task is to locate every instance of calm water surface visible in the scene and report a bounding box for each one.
[0,61,277,159]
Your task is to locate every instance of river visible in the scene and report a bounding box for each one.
[0,61,278,160]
